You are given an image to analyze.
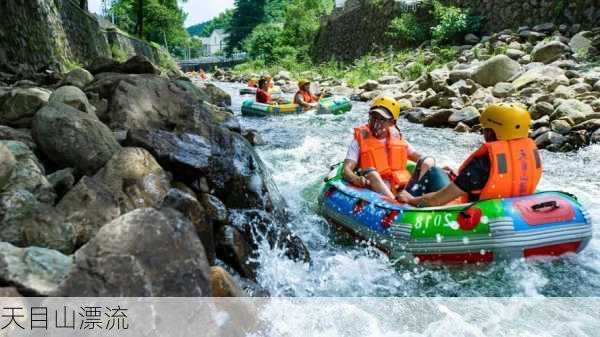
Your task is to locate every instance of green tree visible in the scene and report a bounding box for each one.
[187,9,234,37]
[226,0,267,54]
[243,22,284,63]
[109,0,189,52]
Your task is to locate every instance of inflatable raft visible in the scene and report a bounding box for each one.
[241,96,351,117]
[317,96,353,115]
[241,100,302,116]
[318,165,593,264]
[239,86,283,96]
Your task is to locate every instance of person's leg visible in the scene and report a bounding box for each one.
[416,157,435,180]
[365,171,395,199]
[405,167,451,197]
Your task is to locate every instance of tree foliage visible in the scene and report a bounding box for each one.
[187,9,234,37]
[225,0,268,53]
[386,0,481,45]
[108,0,191,58]
[234,0,333,63]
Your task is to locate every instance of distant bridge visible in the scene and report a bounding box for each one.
[178,53,248,72]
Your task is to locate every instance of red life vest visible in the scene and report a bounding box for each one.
[458,138,543,200]
[294,90,317,104]
[353,124,411,189]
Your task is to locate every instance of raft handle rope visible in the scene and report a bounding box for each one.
[532,200,560,212]
[323,161,344,183]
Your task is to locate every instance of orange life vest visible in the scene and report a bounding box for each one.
[353,124,411,189]
[458,138,543,201]
[294,90,317,104]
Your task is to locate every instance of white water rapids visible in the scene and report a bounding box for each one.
[216,81,600,335]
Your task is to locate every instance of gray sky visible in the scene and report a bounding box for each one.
[87,0,235,27]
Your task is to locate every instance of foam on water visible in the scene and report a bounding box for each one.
[222,81,600,302]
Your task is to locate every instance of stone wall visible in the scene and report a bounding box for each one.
[312,0,600,62]
[0,0,166,74]
[442,0,600,32]
[312,0,404,63]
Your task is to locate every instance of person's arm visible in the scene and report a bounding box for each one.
[398,183,465,207]
[343,160,369,187]
[294,93,311,109]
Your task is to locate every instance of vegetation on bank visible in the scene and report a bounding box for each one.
[232,47,459,87]
[224,0,480,86]
[187,9,234,38]
[104,0,195,59]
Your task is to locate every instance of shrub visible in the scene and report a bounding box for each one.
[386,0,481,45]
[431,2,481,43]
[386,13,430,43]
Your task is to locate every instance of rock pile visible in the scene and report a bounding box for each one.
[0,56,309,296]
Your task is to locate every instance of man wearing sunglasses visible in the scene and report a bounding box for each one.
[343,96,449,201]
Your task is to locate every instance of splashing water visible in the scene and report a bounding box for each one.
[220,82,600,298]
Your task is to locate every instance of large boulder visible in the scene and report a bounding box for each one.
[530,101,555,119]
[94,147,170,213]
[0,87,51,128]
[211,266,241,297]
[86,73,226,133]
[217,210,311,280]
[22,203,76,254]
[535,131,567,149]
[124,129,211,181]
[48,86,95,113]
[53,208,211,296]
[378,75,401,84]
[405,108,435,124]
[0,126,35,150]
[274,70,291,81]
[492,82,515,98]
[551,99,596,124]
[0,190,38,245]
[359,80,379,91]
[62,68,94,89]
[471,55,521,87]
[0,143,16,191]
[124,128,288,218]
[161,189,215,264]
[0,141,54,203]
[0,243,73,296]
[531,41,571,63]
[422,109,455,127]
[229,209,310,264]
[512,65,567,89]
[448,107,480,126]
[215,225,255,279]
[32,102,121,175]
[569,31,593,58]
[56,176,121,247]
[195,82,232,107]
[118,55,161,75]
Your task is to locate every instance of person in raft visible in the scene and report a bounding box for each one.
[398,104,543,207]
[343,96,449,200]
[256,78,276,104]
[256,78,287,104]
[247,77,258,88]
[294,79,320,110]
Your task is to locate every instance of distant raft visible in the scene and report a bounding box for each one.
[239,86,283,97]
[318,164,593,264]
[317,96,353,115]
[241,100,302,116]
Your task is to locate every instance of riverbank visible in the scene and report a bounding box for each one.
[0,55,310,299]
[213,23,600,153]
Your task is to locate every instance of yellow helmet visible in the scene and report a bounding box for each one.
[370,96,402,120]
[298,79,310,87]
[480,104,531,140]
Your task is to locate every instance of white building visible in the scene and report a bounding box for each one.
[200,29,229,56]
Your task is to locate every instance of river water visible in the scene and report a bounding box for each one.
[218,81,600,299]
